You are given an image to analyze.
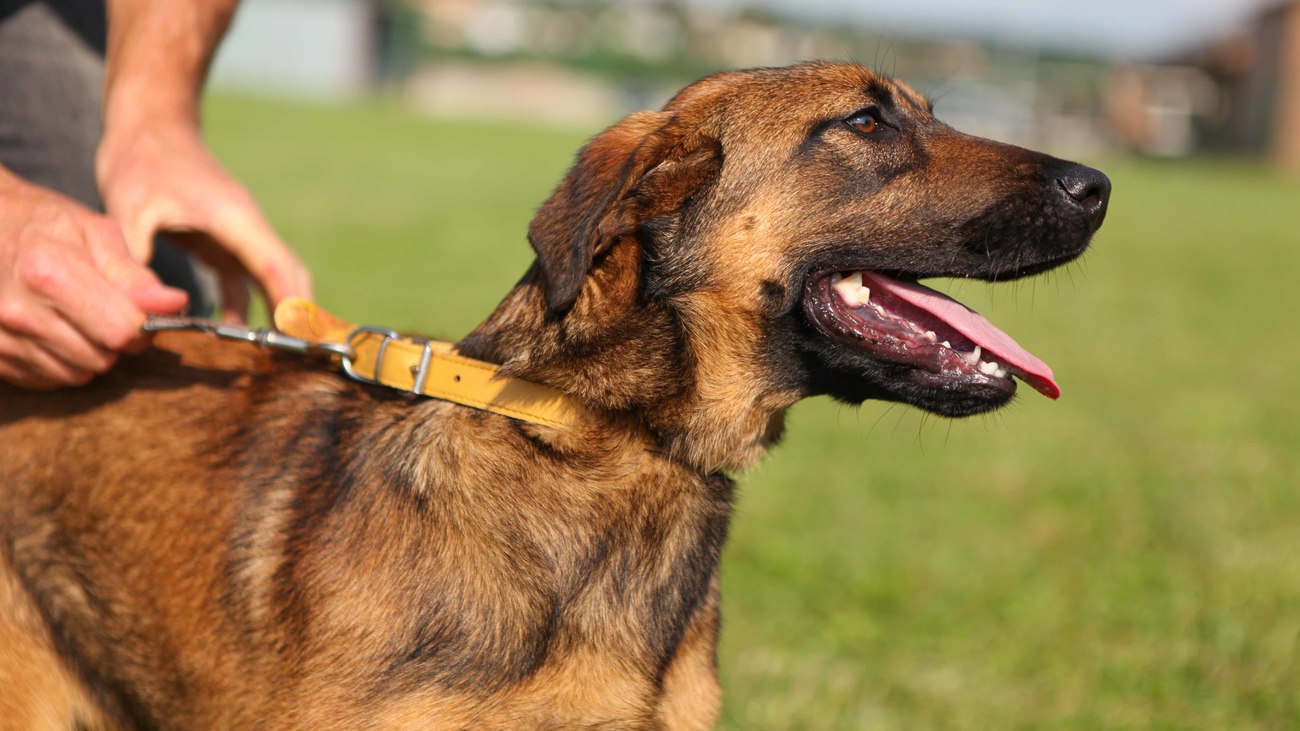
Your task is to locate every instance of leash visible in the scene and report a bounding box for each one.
[142,298,586,429]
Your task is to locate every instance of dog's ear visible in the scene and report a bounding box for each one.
[528,111,719,316]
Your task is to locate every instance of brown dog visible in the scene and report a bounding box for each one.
[0,62,1108,729]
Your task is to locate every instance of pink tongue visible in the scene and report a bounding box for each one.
[860,271,1060,399]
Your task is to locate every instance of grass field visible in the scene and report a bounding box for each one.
[206,93,1300,730]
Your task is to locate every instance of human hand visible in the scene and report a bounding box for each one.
[0,173,189,388]
[97,123,312,324]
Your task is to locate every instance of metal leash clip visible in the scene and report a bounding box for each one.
[142,315,355,360]
[142,316,434,392]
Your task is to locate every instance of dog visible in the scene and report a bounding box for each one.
[0,62,1109,729]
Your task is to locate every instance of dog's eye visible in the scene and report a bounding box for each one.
[845,108,885,136]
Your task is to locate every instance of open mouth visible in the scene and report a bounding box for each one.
[804,270,1060,399]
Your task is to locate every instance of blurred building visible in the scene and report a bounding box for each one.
[1195,0,1300,174]
[211,0,418,98]
[1107,0,1300,174]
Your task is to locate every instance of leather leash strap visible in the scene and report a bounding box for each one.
[273,298,586,429]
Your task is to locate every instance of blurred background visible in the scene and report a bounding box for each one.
[203,1,1299,728]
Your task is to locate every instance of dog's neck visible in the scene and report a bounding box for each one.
[458,243,792,474]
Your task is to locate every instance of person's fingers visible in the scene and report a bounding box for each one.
[0,355,58,389]
[5,243,139,359]
[43,257,152,352]
[0,330,95,387]
[30,340,96,386]
[30,311,118,375]
[0,283,118,374]
[220,274,250,325]
[82,217,188,315]
[121,332,155,356]
[206,205,313,306]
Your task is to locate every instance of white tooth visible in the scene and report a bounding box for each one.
[971,346,982,361]
[941,340,951,349]
[924,330,937,342]
[833,274,863,306]
[979,361,998,375]
[858,285,870,303]
[994,367,1008,378]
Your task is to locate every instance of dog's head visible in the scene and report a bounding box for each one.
[466,62,1109,470]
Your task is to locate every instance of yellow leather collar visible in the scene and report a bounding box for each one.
[273,298,586,429]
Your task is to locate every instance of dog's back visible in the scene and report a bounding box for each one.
[1,335,364,727]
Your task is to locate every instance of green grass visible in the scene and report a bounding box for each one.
[206,93,1300,730]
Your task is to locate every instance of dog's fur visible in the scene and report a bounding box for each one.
[0,63,1107,729]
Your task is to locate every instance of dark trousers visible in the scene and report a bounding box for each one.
[0,0,213,315]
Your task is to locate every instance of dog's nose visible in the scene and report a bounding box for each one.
[1055,164,1111,230]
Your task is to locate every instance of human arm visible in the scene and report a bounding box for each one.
[96,0,312,323]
